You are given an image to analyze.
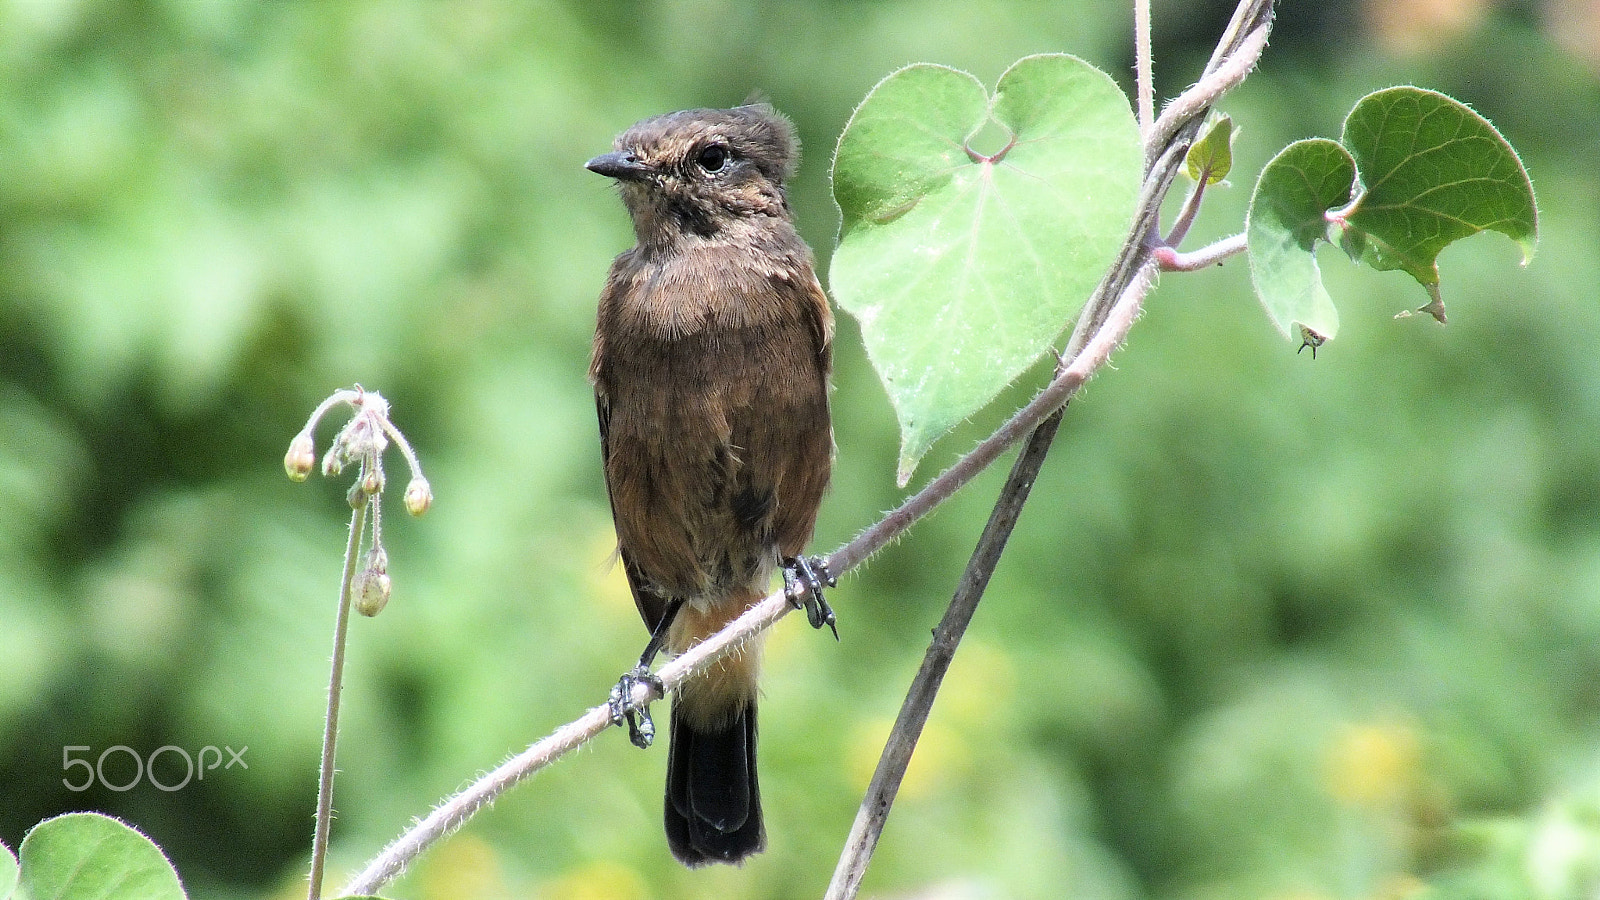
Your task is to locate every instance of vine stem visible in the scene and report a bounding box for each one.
[1135,0,1154,137]
[824,412,1065,900]
[340,2,1274,894]
[1156,232,1248,271]
[309,499,367,900]
[823,258,1158,900]
[1147,0,1272,169]
[1165,177,1208,247]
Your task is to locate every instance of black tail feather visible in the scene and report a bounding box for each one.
[665,700,765,866]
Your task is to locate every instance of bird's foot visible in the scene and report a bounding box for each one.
[608,665,664,749]
[783,555,839,640]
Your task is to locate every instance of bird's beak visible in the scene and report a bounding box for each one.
[586,151,652,181]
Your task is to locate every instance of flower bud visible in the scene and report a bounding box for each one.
[353,548,390,617]
[284,433,315,482]
[404,476,433,517]
[361,465,384,496]
[353,569,392,617]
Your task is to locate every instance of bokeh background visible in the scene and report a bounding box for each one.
[4,0,1599,898]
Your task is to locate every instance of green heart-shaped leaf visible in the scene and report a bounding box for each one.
[1339,86,1537,317]
[1246,138,1357,342]
[1186,114,1235,186]
[831,54,1141,485]
[19,813,186,900]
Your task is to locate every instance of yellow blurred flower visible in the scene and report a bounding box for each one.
[1325,721,1420,810]
[418,833,511,900]
[847,716,972,800]
[541,859,649,900]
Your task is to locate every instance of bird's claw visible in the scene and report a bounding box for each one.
[783,555,839,640]
[608,665,664,749]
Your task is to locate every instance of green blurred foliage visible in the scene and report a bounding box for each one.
[2,1,1599,899]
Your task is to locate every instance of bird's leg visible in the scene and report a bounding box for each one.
[609,599,682,749]
[783,555,838,640]
[609,667,664,749]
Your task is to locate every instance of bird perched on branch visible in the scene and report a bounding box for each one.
[587,103,837,867]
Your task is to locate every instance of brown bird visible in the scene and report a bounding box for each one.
[586,104,836,867]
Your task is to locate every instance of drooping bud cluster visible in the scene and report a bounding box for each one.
[284,386,431,618]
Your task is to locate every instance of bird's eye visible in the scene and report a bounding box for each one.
[696,144,730,173]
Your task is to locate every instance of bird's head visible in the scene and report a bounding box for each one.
[587,104,800,246]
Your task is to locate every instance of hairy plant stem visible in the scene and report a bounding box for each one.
[825,407,1067,900]
[1156,232,1249,271]
[1136,0,1154,137]
[824,250,1158,898]
[309,500,367,900]
[1165,178,1208,247]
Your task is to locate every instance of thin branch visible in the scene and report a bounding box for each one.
[825,259,1158,900]
[1135,0,1154,138]
[340,3,1275,892]
[342,705,611,895]
[1155,232,1248,271]
[309,500,367,900]
[1204,0,1269,75]
[1164,179,1208,247]
[816,144,1177,897]
[1147,0,1272,169]
[342,591,794,895]
[827,410,1066,900]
